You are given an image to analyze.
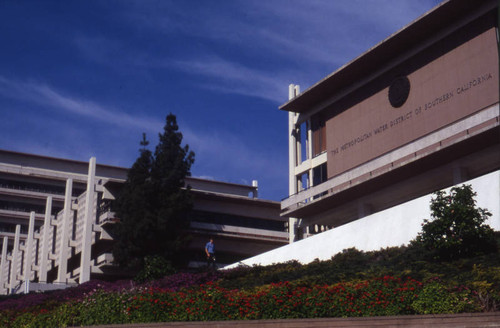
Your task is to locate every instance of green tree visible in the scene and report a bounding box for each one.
[112,133,154,269]
[414,184,496,261]
[150,113,195,265]
[112,114,195,271]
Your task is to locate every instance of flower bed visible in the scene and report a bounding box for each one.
[1,275,483,328]
[2,239,499,328]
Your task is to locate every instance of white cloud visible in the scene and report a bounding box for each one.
[0,76,162,132]
[111,0,439,100]
[173,55,300,103]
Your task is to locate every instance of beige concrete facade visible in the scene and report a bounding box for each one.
[326,27,498,177]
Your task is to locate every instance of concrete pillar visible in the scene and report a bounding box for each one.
[39,196,52,283]
[57,179,73,284]
[9,225,20,294]
[307,119,314,204]
[288,84,300,243]
[288,83,295,101]
[294,85,300,98]
[452,166,468,184]
[307,120,312,161]
[0,236,8,293]
[79,157,96,284]
[294,85,302,165]
[252,180,258,198]
[289,110,297,195]
[357,202,373,218]
[23,211,35,286]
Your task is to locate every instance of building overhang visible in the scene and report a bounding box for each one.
[192,189,284,221]
[279,0,497,115]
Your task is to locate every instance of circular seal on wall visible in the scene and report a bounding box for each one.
[388,76,410,108]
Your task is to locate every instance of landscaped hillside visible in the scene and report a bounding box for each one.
[0,238,499,328]
[1,185,498,327]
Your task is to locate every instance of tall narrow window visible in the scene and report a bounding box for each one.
[313,163,328,199]
[299,121,309,163]
[298,172,310,192]
[311,114,326,157]
[312,163,327,186]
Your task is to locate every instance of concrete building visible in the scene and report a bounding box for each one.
[0,149,287,294]
[227,0,499,267]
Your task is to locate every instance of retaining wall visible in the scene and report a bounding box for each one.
[81,312,500,328]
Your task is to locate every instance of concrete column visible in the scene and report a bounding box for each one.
[57,179,73,284]
[0,236,8,293]
[9,225,20,294]
[23,211,35,285]
[294,85,300,98]
[296,129,302,166]
[308,169,313,194]
[39,196,52,283]
[307,120,312,161]
[79,157,96,284]
[357,202,373,219]
[288,84,300,244]
[452,166,468,184]
[289,111,297,195]
[252,180,258,198]
[288,83,295,101]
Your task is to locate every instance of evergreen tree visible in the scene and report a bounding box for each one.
[112,114,195,271]
[150,114,195,264]
[112,133,153,268]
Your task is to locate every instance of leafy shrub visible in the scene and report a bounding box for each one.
[73,290,132,326]
[218,260,304,290]
[411,278,479,314]
[135,255,176,283]
[414,185,497,261]
[11,302,80,328]
[469,264,500,311]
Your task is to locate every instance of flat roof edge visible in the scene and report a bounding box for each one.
[280,0,495,113]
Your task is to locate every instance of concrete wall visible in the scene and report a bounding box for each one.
[228,170,499,268]
[326,27,499,177]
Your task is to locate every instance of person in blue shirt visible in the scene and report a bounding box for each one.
[205,238,216,269]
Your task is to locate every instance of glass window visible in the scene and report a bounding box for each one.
[313,163,327,186]
[311,114,326,157]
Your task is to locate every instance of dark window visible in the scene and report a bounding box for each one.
[299,121,308,162]
[0,222,28,234]
[0,200,47,214]
[313,163,327,186]
[311,114,326,157]
[191,211,285,232]
[0,178,65,195]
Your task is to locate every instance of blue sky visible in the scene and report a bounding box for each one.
[0,0,440,201]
